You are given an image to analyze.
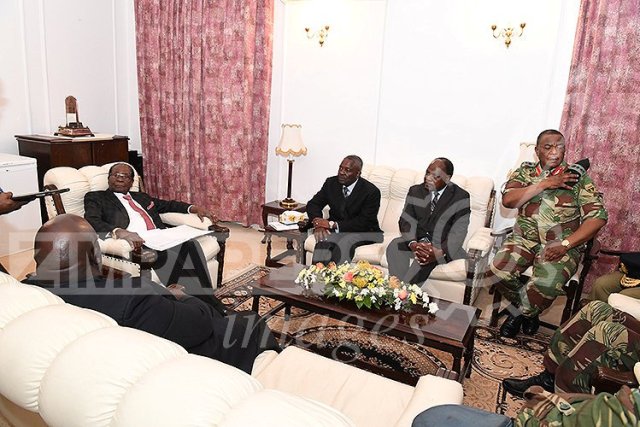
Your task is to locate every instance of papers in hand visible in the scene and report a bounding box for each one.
[268,221,299,231]
[138,225,211,251]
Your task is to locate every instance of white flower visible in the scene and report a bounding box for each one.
[428,302,439,314]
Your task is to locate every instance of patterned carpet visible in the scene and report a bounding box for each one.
[217,265,551,417]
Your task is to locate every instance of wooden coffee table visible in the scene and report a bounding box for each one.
[251,264,480,384]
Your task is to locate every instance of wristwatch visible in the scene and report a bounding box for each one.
[561,239,571,249]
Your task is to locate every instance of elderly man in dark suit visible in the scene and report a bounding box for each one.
[307,155,383,265]
[84,163,221,308]
[24,214,279,373]
[386,158,470,284]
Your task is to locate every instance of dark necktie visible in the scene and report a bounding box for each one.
[123,194,156,230]
[430,192,439,213]
[343,186,349,198]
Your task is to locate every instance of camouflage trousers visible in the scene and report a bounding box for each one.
[544,300,640,393]
[487,235,581,317]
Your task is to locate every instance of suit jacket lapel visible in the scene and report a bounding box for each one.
[430,185,455,222]
[106,190,128,216]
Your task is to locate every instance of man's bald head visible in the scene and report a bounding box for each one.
[34,214,101,281]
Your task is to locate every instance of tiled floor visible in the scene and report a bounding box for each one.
[1,222,567,330]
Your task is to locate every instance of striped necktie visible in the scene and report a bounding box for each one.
[343,186,349,198]
[123,194,156,230]
[430,192,439,213]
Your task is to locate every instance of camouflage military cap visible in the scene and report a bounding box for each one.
[619,252,640,288]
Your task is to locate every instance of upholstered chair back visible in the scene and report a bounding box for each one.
[43,162,140,219]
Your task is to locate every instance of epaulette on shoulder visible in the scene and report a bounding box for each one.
[520,161,537,168]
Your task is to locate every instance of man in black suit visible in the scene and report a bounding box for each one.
[84,163,220,306]
[386,158,470,284]
[307,155,383,264]
[24,214,279,374]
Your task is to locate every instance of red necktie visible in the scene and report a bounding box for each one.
[123,194,156,230]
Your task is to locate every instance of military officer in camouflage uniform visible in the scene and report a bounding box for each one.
[502,300,640,397]
[487,129,608,338]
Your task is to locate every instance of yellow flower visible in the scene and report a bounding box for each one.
[353,276,368,288]
[410,293,417,304]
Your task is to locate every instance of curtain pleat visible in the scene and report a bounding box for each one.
[560,0,640,286]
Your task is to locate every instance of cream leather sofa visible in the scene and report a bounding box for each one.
[42,163,227,288]
[305,165,495,305]
[0,272,463,427]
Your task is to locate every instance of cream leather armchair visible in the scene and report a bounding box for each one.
[42,163,228,288]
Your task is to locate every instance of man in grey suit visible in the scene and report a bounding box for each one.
[386,158,470,284]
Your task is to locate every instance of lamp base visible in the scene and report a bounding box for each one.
[279,198,299,209]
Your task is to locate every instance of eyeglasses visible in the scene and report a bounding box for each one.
[109,172,133,180]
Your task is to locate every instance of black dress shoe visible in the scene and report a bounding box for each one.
[522,315,540,335]
[503,370,555,398]
[499,313,524,338]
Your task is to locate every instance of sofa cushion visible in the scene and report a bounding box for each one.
[0,279,63,330]
[429,259,467,281]
[254,346,413,427]
[39,327,186,427]
[220,390,355,427]
[0,304,115,411]
[112,354,263,427]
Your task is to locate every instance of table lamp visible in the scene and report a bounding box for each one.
[276,124,307,209]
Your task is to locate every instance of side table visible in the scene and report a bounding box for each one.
[261,201,306,230]
[261,201,307,267]
[264,226,307,268]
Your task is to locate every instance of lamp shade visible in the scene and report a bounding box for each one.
[276,124,307,157]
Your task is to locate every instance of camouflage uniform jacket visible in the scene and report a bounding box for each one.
[503,161,608,245]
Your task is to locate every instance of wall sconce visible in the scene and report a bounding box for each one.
[276,124,307,209]
[305,25,330,47]
[491,23,526,48]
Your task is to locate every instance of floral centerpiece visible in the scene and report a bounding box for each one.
[295,260,439,314]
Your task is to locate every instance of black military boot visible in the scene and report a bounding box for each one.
[502,370,555,398]
[499,313,524,338]
[522,315,540,335]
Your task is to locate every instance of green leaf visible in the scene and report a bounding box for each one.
[363,298,372,309]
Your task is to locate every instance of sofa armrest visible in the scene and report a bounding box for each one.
[465,227,494,256]
[608,294,640,321]
[99,238,136,259]
[160,212,212,230]
[392,375,463,427]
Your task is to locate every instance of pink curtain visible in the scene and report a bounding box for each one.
[560,0,640,284]
[134,0,274,225]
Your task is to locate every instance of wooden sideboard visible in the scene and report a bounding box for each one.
[16,134,129,187]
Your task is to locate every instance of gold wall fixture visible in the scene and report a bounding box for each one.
[491,23,526,48]
[305,25,330,47]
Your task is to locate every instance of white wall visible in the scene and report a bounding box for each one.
[267,0,581,210]
[1,0,581,226]
[0,0,141,157]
